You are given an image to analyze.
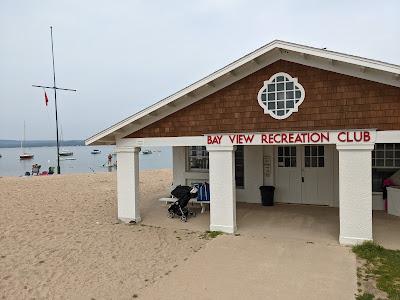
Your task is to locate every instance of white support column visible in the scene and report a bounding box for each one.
[207,145,236,233]
[116,146,141,223]
[337,144,374,245]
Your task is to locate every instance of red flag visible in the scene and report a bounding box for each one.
[44,91,49,106]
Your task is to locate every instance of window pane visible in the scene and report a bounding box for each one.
[286,91,294,99]
[376,151,384,158]
[386,144,394,150]
[286,100,294,108]
[305,157,310,167]
[376,159,384,167]
[285,157,290,167]
[261,93,266,102]
[284,147,290,156]
[268,102,275,109]
[277,76,284,82]
[276,110,285,116]
[278,147,283,156]
[277,92,285,100]
[305,146,310,156]
[386,159,394,167]
[286,82,294,90]
[387,151,394,158]
[268,93,275,101]
[235,145,244,188]
[291,147,296,156]
[311,157,318,167]
[318,157,324,167]
[277,101,284,109]
[188,146,209,171]
[290,157,296,167]
[395,151,400,159]
[396,159,400,167]
[311,146,318,156]
[318,146,324,156]
[277,83,285,91]
[268,84,275,92]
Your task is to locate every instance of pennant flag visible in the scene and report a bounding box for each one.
[44,90,49,106]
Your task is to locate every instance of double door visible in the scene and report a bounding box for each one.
[275,145,334,205]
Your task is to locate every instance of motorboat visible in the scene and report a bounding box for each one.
[59,150,74,156]
[91,149,101,154]
[20,153,34,160]
[142,149,152,155]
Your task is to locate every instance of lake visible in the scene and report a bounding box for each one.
[0,146,172,177]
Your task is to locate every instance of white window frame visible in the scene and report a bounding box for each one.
[372,143,400,168]
[277,146,297,168]
[186,146,209,172]
[257,72,305,120]
[304,145,325,168]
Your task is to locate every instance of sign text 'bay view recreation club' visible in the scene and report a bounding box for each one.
[206,130,376,145]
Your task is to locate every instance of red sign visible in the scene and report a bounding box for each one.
[206,130,373,145]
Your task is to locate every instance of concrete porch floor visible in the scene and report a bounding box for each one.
[141,199,400,249]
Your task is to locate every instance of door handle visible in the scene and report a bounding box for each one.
[302,177,304,182]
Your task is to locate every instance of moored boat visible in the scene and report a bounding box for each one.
[20,153,34,160]
[19,121,34,160]
[59,150,74,156]
[142,149,152,155]
[91,149,101,154]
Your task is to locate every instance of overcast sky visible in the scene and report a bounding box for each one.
[0,0,399,140]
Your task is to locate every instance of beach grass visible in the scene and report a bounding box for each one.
[199,230,224,239]
[353,241,400,299]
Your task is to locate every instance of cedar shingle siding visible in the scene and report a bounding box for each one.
[127,60,400,138]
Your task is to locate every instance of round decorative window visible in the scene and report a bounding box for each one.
[257,72,305,120]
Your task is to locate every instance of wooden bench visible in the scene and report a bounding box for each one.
[159,197,210,213]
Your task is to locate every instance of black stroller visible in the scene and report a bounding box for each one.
[167,185,198,222]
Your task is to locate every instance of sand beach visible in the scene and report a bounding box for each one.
[0,169,362,300]
[0,170,210,299]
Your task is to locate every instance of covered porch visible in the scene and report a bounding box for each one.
[115,133,380,246]
[140,197,400,249]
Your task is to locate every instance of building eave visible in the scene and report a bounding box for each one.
[86,40,400,145]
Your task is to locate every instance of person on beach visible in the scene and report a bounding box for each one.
[107,154,112,166]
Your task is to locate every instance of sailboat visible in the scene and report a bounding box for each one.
[59,125,73,156]
[19,121,34,160]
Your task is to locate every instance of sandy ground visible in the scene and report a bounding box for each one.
[0,169,369,299]
[0,170,209,299]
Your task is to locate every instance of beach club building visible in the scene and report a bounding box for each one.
[87,40,400,245]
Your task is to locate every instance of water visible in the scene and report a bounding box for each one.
[0,146,172,177]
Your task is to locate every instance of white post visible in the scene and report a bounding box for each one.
[116,146,141,223]
[207,145,236,233]
[337,144,374,245]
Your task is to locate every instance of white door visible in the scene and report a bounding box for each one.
[301,145,334,205]
[275,145,334,205]
[275,146,302,204]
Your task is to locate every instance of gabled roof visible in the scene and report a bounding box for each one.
[86,40,400,145]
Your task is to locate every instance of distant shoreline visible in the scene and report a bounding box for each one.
[0,140,85,148]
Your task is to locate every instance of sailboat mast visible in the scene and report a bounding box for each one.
[50,26,61,175]
[21,121,24,152]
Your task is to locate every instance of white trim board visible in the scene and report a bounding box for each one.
[116,130,400,148]
[87,40,400,146]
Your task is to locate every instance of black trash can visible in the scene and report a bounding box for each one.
[259,186,275,206]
